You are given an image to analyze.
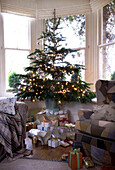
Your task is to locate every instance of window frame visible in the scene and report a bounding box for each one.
[2,13,32,96]
[45,15,86,81]
[97,2,115,80]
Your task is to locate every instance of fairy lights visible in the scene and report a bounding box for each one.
[13,11,96,103]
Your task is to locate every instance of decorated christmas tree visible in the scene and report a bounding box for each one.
[12,10,96,105]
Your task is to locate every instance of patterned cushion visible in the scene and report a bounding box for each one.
[0,97,17,115]
[96,80,115,104]
[75,119,115,140]
[91,104,115,122]
[78,109,93,120]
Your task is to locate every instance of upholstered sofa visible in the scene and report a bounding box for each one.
[0,98,28,162]
[75,80,115,165]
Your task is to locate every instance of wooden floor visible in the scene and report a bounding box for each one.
[25,139,71,161]
[24,135,101,170]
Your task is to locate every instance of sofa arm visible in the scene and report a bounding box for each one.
[15,101,28,124]
[78,109,93,120]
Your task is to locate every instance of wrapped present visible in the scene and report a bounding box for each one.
[59,110,64,114]
[64,139,73,146]
[58,127,68,133]
[59,114,69,126]
[66,131,75,141]
[51,119,58,126]
[83,157,94,168]
[65,123,75,132]
[60,141,70,147]
[47,114,59,121]
[68,148,83,170]
[61,153,68,161]
[50,126,54,132]
[36,114,46,123]
[60,139,73,147]
[32,135,38,144]
[41,120,51,128]
[48,137,60,148]
[26,122,37,131]
[37,124,48,131]
[28,129,40,138]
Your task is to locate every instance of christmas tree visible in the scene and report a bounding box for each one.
[12,9,96,104]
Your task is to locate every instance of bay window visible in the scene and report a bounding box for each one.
[2,13,31,91]
[98,0,115,80]
[46,14,86,81]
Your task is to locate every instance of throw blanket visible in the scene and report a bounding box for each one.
[0,112,25,158]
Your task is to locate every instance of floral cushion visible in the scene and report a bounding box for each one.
[0,97,17,115]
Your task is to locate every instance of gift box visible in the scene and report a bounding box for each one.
[26,122,37,131]
[68,148,83,170]
[37,124,48,131]
[51,119,58,126]
[66,131,75,141]
[83,157,94,168]
[48,137,60,148]
[59,114,69,126]
[58,127,68,133]
[61,153,68,161]
[41,120,51,128]
[28,129,40,138]
[32,135,38,144]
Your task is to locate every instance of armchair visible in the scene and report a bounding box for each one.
[75,80,115,165]
[0,99,28,161]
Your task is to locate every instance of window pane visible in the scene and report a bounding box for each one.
[103,0,115,43]
[45,15,85,81]
[99,44,115,80]
[3,13,30,49]
[59,16,85,48]
[63,50,85,81]
[5,50,29,89]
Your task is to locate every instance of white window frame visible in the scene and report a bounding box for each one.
[1,13,32,97]
[97,3,115,80]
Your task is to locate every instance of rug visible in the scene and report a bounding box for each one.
[0,158,101,170]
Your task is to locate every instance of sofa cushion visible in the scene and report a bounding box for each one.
[75,119,115,141]
[78,109,93,120]
[90,104,115,122]
[0,97,17,115]
[96,80,115,104]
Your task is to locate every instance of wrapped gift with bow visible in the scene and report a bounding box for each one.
[26,122,37,131]
[41,120,51,128]
[59,114,69,126]
[68,148,83,170]
[51,119,58,126]
[48,137,60,148]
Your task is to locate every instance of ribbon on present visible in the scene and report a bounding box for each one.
[59,118,68,123]
[51,120,58,126]
[64,139,72,146]
[42,120,51,127]
[69,148,80,169]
